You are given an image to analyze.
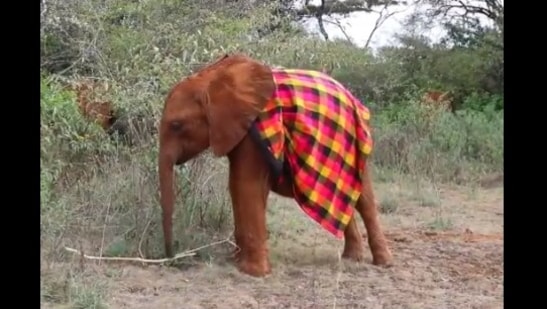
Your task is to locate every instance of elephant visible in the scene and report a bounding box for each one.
[158,53,393,277]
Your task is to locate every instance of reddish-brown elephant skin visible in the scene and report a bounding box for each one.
[158,54,393,277]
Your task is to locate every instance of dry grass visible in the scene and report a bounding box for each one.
[41,174,503,309]
[41,74,503,309]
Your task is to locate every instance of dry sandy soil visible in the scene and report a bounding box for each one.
[42,180,503,309]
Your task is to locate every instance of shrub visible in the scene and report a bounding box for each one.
[371,95,503,182]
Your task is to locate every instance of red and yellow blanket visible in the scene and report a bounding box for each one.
[251,68,373,238]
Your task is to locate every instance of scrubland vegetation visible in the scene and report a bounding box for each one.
[41,1,503,308]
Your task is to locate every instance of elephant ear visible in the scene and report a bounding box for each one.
[198,55,275,156]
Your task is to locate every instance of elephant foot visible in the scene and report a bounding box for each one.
[341,246,365,262]
[342,228,365,262]
[372,249,394,267]
[236,256,271,277]
[233,237,271,277]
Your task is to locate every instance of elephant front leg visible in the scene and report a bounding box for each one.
[227,137,273,277]
[229,176,271,277]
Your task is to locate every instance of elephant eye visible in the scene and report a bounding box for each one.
[169,121,183,132]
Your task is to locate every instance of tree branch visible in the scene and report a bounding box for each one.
[296,0,402,17]
[64,236,237,265]
[316,0,329,40]
[364,0,407,49]
[323,18,353,43]
[422,0,503,26]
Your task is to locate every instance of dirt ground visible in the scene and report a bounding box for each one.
[42,181,503,309]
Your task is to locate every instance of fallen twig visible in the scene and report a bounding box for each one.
[64,237,235,264]
[64,247,196,263]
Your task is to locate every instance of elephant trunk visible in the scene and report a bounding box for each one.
[159,152,175,257]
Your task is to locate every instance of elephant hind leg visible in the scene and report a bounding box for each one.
[342,217,365,261]
[354,169,393,266]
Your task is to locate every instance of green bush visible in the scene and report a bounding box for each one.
[40,76,231,267]
[371,96,503,182]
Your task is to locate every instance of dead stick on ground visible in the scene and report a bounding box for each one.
[64,237,236,264]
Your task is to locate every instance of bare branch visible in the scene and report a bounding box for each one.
[65,247,195,263]
[296,0,402,17]
[316,0,329,40]
[64,236,236,265]
[323,18,354,43]
[420,0,503,27]
[364,1,408,49]
[306,0,405,42]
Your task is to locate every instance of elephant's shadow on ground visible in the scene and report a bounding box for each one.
[164,243,373,273]
[270,245,375,268]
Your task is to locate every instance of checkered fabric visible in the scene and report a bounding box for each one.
[252,68,373,238]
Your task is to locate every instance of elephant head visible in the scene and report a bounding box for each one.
[158,54,276,257]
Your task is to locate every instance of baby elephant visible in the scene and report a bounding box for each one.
[158,53,393,277]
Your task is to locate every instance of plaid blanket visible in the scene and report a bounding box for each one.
[250,68,373,238]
